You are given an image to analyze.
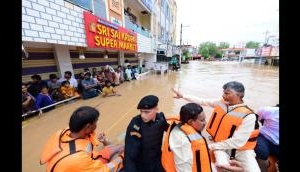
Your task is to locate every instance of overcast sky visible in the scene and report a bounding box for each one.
[175,0,279,47]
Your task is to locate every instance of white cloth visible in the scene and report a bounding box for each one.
[213,149,260,172]
[58,77,78,88]
[169,126,218,172]
[181,94,261,172]
[169,126,193,172]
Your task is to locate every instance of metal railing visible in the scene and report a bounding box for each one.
[22,95,80,119]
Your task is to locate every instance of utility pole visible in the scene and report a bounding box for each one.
[180,23,182,46]
[264,30,270,45]
[179,23,182,64]
[179,23,190,64]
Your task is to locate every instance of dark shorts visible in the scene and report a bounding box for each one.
[254,133,279,160]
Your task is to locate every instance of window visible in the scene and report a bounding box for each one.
[65,0,92,11]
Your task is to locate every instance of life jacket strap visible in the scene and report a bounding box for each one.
[248,136,258,142]
[50,140,81,172]
[195,150,202,172]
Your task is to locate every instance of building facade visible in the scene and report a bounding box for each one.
[22,0,177,82]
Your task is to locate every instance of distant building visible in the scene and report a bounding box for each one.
[221,48,246,59]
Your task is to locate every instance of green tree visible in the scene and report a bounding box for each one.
[182,49,191,60]
[218,42,230,49]
[198,42,218,59]
[215,51,223,58]
[246,41,260,48]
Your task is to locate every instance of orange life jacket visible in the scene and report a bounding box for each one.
[162,116,212,172]
[40,128,123,172]
[206,101,259,151]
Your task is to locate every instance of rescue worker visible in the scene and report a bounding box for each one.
[172,81,260,172]
[124,95,169,172]
[162,103,245,172]
[162,103,212,172]
[40,106,124,172]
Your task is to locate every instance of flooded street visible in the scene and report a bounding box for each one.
[22,61,279,172]
[173,61,279,112]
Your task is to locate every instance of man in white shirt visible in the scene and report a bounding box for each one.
[58,71,78,89]
[172,81,261,172]
[165,103,245,172]
[168,103,212,171]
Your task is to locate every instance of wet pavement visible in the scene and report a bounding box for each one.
[22,60,279,172]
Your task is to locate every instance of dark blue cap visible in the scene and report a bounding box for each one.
[137,95,159,109]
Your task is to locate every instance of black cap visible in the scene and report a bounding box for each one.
[137,95,159,109]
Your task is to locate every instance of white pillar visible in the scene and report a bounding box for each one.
[119,51,125,66]
[53,44,74,78]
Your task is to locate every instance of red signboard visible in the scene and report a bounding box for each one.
[261,46,271,56]
[83,11,137,52]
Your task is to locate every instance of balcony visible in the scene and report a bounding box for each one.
[124,15,150,37]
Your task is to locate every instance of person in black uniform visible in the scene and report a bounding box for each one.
[124,95,168,172]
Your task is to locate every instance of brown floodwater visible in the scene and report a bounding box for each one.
[22,60,279,172]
